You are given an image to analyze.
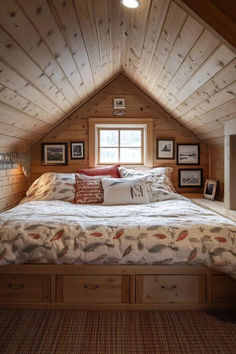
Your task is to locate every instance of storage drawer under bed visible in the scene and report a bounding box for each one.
[0,275,50,303]
[136,275,207,304]
[56,275,129,304]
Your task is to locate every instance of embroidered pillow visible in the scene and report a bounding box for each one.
[101,177,149,205]
[76,164,120,178]
[118,166,176,202]
[21,173,75,204]
[74,174,105,204]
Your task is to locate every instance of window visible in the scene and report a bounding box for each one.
[98,128,143,164]
[89,118,153,167]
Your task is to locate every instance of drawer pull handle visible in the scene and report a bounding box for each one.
[161,285,177,291]
[84,283,99,290]
[8,283,24,290]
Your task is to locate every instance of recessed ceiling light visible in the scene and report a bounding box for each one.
[121,0,140,9]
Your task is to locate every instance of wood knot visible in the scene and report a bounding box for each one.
[36,7,42,15]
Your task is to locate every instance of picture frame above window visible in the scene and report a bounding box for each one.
[177,143,200,165]
[71,142,85,160]
[203,179,217,200]
[157,139,175,159]
[42,143,67,165]
[113,97,126,109]
[178,169,203,188]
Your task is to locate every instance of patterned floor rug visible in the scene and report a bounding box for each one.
[0,310,235,353]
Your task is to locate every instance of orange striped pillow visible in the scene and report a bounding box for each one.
[74,174,104,204]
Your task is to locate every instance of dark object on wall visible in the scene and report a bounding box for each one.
[113,109,126,117]
[177,144,200,165]
[42,143,68,165]
[179,169,203,187]
[157,139,175,159]
[71,142,85,160]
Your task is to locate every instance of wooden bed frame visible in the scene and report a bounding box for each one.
[0,264,235,310]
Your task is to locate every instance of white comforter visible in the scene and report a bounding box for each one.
[0,196,236,277]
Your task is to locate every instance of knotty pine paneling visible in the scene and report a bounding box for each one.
[31,75,208,194]
[0,0,235,153]
[210,144,224,201]
[0,166,28,213]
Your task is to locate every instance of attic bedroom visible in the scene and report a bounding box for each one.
[0,0,235,353]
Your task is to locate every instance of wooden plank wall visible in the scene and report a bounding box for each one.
[31,75,208,194]
[0,165,28,212]
[210,144,224,201]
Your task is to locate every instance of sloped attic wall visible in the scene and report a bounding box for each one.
[31,75,208,194]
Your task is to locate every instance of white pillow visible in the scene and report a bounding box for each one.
[21,172,75,203]
[101,177,149,205]
[118,166,176,202]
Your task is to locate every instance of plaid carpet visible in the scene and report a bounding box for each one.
[0,310,235,354]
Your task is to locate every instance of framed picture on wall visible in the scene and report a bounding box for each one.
[157,139,175,159]
[179,169,203,187]
[203,179,217,200]
[177,144,200,165]
[71,142,85,159]
[42,143,68,165]
[113,98,126,109]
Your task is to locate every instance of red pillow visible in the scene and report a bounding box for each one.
[74,174,104,204]
[76,164,120,178]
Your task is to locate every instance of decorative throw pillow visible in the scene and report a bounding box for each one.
[21,173,75,204]
[101,177,149,205]
[76,164,120,178]
[74,174,105,204]
[118,166,176,202]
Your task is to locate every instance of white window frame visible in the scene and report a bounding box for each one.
[89,118,153,167]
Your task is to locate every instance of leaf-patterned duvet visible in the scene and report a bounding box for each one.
[0,197,236,277]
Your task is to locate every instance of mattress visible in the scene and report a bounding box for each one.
[0,196,236,277]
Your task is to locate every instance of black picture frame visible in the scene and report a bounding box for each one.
[177,144,200,165]
[156,139,175,159]
[41,143,68,165]
[70,141,85,160]
[178,168,203,188]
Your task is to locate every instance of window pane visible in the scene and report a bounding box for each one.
[100,130,118,147]
[120,148,142,163]
[100,148,118,163]
[120,130,141,147]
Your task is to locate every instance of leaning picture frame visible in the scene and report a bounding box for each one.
[203,179,217,200]
[42,143,68,165]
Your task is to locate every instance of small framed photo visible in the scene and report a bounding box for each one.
[177,144,200,165]
[157,139,175,159]
[113,109,126,117]
[179,169,203,187]
[113,97,125,109]
[71,142,85,159]
[42,143,67,165]
[203,179,217,200]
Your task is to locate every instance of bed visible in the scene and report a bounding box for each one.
[0,169,236,309]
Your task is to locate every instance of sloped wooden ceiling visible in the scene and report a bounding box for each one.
[0,0,235,151]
